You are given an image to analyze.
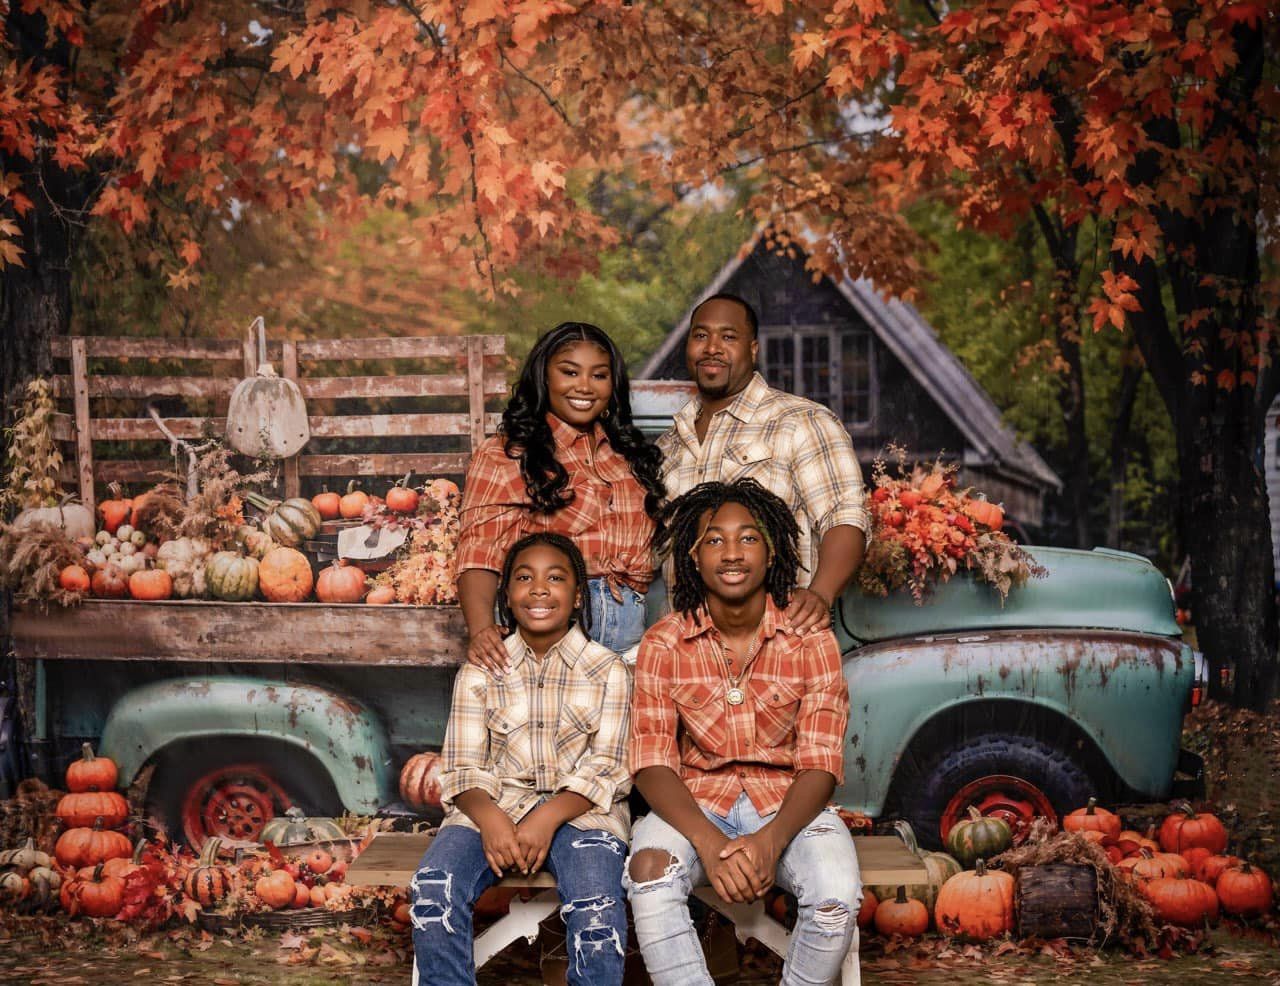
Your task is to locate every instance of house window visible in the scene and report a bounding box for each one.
[759,324,875,430]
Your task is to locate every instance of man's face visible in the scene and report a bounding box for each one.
[693,501,770,606]
[685,299,757,401]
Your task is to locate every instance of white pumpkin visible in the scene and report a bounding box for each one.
[156,537,212,597]
[11,499,95,540]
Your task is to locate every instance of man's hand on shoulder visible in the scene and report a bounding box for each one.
[785,586,832,634]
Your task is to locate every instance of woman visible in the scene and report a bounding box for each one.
[457,321,664,671]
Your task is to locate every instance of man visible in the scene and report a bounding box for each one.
[626,478,860,986]
[658,292,869,635]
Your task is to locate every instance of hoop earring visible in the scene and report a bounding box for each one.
[600,407,611,420]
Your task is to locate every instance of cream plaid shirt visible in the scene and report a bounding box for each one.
[657,372,871,586]
[438,625,632,841]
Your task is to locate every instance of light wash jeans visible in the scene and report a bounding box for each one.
[411,823,628,986]
[625,793,861,986]
[584,577,647,653]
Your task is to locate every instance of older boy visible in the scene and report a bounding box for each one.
[626,478,860,986]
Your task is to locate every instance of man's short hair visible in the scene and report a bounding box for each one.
[690,292,759,338]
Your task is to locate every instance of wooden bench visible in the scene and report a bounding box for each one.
[347,829,928,986]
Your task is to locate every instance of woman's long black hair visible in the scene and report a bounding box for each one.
[654,478,802,618]
[501,322,665,516]
[497,532,591,635]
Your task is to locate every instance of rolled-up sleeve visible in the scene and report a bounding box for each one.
[556,660,633,812]
[792,408,871,541]
[439,666,503,806]
[457,438,526,574]
[629,631,682,775]
[792,632,849,783]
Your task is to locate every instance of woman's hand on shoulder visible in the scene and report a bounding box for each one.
[468,624,512,676]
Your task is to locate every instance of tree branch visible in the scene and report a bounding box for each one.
[498,50,572,127]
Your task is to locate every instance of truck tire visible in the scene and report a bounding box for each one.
[897,731,1094,850]
[146,739,340,849]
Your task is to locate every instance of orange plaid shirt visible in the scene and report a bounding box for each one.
[629,596,849,817]
[457,415,656,592]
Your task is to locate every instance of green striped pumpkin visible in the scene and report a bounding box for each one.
[205,552,260,601]
[946,807,1013,868]
[261,498,322,548]
[259,808,345,846]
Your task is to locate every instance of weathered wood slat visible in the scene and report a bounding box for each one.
[466,335,486,453]
[76,412,506,442]
[53,375,238,399]
[297,374,507,400]
[70,339,96,516]
[11,600,469,666]
[51,338,244,360]
[297,336,506,360]
[282,340,301,499]
[90,417,217,441]
[51,412,74,441]
[298,453,471,476]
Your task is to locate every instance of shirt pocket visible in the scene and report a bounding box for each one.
[724,441,773,482]
[671,680,728,753]
[749,678,803,748]
[485,704,530,771]
[555,703,602,760]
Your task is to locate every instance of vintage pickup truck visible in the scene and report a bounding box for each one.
[2,332,1206,850]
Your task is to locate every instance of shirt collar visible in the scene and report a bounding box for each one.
[547,412,606,453]
[677,371,771,434]
[677,594,792,642]
[506,622,592,669]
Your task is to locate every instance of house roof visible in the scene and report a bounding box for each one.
[638,233,1063,494]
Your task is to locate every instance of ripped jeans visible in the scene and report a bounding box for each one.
[625,793,861,986]
[411,823,628,986]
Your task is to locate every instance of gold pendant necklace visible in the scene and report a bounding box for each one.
[717,637,749,706]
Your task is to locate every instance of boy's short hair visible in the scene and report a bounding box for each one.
[497,532,592,634]
[654,478,801,618]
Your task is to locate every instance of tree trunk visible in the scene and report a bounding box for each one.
[1106,356,1143,548]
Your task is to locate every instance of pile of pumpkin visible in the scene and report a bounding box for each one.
[52,476,459,605]
[848,799,1273,944]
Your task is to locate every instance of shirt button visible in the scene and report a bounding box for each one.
[538,682,544,689]
[536,721,544,728]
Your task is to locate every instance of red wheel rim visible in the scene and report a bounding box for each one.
[939,774,1057,845]
[180,762,293,848]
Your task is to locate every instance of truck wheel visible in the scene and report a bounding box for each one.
[146,741,339,849]
[899,732,1094,850]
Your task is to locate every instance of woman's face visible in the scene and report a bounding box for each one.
[545,340,613,430]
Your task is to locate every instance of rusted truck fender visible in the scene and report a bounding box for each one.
[837,629,1192,815]
[99,676,395,813]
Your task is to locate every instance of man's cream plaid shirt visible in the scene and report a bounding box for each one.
[438,624,632,841]
[657,372,871,585]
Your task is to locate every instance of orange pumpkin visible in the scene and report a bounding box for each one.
[1158,804,1228,855]
[68,863,125,918]
[874,886,929,937]
[100,840,147,879]
[316,560,366,603]
[963,498,1004,530]
[1195,853,1245,886]
[183,838,234,905]
[258,547,315,602]
[309,883,327,908]
[128,568,173,600]
[339,482,370,519]
[390,899,412,927]
[55,819,132,869]
[56,791,129,829]
[1063,797,1122,841]
[255,869,297,910]
[857,889,878,929]
[59,564,91,592]
[1216,863,1273,917]
[98,486,133,535]
[91,564,129,598]
[366,584,397,605]
[934,859,1015,941]
[1140,877,1220,927]
[306,848,333,875]
[385,478,420,514]
[1118,849,1189,881]
[399,751,444,810]
[311,488,341,521]
[1181,847,1214,872]
[66,742,119,793]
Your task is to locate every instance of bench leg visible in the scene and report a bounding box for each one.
[473,890,560,968]
[841,923,860,986]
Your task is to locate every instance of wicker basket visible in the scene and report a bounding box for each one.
[244,906,375,931]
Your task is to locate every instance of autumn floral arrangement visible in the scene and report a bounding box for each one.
[378,478,462,605]
[857,447,1045,604]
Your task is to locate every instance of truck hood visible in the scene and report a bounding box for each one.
[836,546,1182,647]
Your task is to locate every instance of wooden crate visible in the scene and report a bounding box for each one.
[48,330,509,515]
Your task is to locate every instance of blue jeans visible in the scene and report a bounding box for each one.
[625,794,861,986]
[585,578,646,653]
[411,823,628,986]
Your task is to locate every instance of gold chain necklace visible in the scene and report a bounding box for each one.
[715,631,761,706]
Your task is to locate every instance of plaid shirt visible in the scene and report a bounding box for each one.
[458,415,656,592]
[439,625,633,840]
[629,597,849,818]
[657,373,870,587]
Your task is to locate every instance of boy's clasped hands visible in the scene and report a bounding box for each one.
[703,828,783,903]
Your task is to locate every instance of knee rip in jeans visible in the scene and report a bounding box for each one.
[812,899,851,936]
[410,866,455,934]
[627,849,681,889]
[570,833,626,856]
[562,895,624,971]
[801,820,839,837]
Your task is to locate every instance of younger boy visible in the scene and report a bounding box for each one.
[626,479,860,986]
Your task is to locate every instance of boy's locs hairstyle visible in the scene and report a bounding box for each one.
[654,478,801,618]
[497,532,593,635]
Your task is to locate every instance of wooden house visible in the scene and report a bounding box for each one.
[638,234,1062,528]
